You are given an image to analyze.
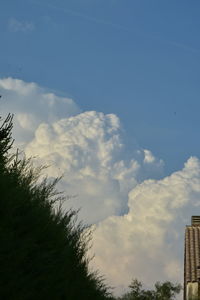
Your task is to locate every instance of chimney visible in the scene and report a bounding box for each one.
[191,216,200,226]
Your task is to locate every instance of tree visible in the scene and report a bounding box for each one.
[154,281,182,300]
[118,279,182,300]
[0,114,113,300]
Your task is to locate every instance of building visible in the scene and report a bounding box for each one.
[184,216,200,300]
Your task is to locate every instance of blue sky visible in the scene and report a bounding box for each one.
[1,0,200,175]
[1,1,200,295]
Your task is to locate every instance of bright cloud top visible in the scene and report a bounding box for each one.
[0,77,199,295]
[25,110,163,223]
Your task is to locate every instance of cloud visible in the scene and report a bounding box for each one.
[0,77,80,145]
[1,77,199,297]
[90,157,200,295]
[0,78,163,224]
[25,111,164,223]
[8,18,35,33]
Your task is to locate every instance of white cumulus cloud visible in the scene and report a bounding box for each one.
[0,77,164,224]
[90,157,200,295]
[0,77,80,145]
[25,111,164,223]
[1,77,198,297]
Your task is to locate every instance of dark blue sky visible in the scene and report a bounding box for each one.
[1,0,200,175]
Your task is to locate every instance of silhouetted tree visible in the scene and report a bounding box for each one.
[117,279,182,300]
[0,114,113,300]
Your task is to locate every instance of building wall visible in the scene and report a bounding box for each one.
[184,218,200,300]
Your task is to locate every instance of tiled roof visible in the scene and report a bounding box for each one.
[185,225,200,283]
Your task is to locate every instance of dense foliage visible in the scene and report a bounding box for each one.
[117,279,182,300]
[0,114,113,299]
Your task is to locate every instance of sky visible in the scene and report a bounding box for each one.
[1,0,200,297]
